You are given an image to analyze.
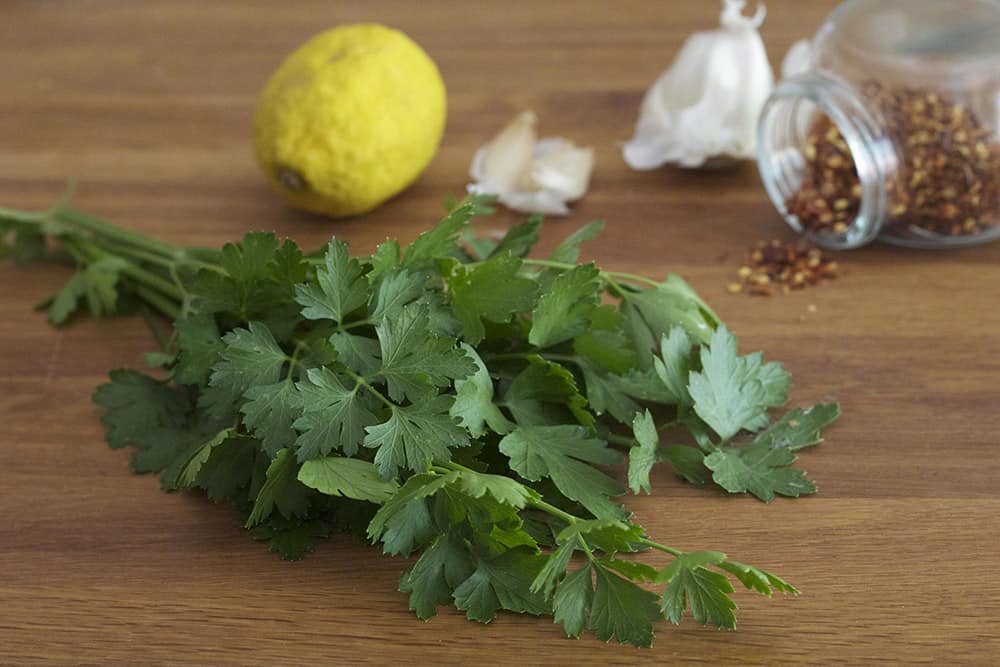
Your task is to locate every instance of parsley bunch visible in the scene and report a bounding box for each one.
[1,194,838,648]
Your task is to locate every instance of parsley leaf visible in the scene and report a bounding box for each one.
[172,313,223,386]
[241,381,302,456]
[654,326,694,404]
[294,238,368,322]
[499,425,624,520]
[529,264,601,349]
[329,332,381,376]
[719,560,798,596]
[245,448,312,527]
[447,253,538,344]
[628,410,659,495]
[364,397,470,479]
[688,326,780,442]
[404,195,495,267]
[453,548,550,622]
[399,530,475,619]
[751,404,841,451]
[590,563,662,647]
[297,456,398,503]
[250,515,331,561]
[622,275,718,347]
[368,268,427,324]
[657,552,737,628]
[200,322,288,419]
[704,441,816,502]
[553,563,594,638]
[489,214,542,258]
[549,220,604,264]
[375,304,476,403]
[502,355,593,428]
[449,344,514,437]
[92,369,190,448]
[293,366,378,460]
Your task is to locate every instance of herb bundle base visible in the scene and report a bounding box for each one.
[0,194,839,648]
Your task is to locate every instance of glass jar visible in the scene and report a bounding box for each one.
[756,0,1000,249]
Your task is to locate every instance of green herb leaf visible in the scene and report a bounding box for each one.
[293,366,378,460]
[529,264,601,349]
[364,397,469,479]
[294,238,368,322]
[658,556,737,629]
[453,548,550,622]
[376,304,476,403]
[490,214,542,258]
[450,344,514,437]
[718,560,798,596]
[628,410,658,495]
[703,441,816,502]
[399,530,475,619]
[589,563,662,647]
[297,456,398,503]
[688,326,775,442]
[241,381,302,456]
[200,322,288,418]
[499,425,624,520]
[447,253,538,344]
[245,447,312,527]
[553,563,594,638]
[172,313,223,385]
[502,355,593,428]
[549,220,604,264]
[751,403,841,451]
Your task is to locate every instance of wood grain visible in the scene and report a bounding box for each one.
[2,1,999,664]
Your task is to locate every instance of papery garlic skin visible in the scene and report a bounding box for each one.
[622,0,775,170]
[468,112,594,216]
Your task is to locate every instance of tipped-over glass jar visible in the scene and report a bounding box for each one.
[757,0,1000,249]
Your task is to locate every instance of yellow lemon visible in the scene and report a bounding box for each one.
[254,24,446,218]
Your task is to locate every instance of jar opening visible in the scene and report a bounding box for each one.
[757,74,892,249]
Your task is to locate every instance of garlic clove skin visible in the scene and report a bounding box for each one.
[468,111,537,196]
[530,138,595,201]
[468,112,594,216]
[622,0,775,170]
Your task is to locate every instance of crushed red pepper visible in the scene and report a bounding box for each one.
[729,239,839,296]
[786,81,1000,242]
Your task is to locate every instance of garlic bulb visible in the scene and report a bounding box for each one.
[467,111,594,216]
[622,0,775,169]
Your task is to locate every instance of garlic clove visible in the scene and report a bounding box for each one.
[530,138,595,201]
[622,0,775,170]
[468,111,537,196]
[468,112,594,216]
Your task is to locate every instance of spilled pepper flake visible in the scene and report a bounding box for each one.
[731,239,839,296]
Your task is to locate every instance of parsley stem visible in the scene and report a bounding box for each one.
[132,285,182,320]
[520,258,662,289]
[0,206,45,224]
[73,237,186,302]
[343,367,396,410]
[605,433,637,448]
[528,498,578,525]
[138,301,176,347]
[55,208,181,259]
[637,538,683,558]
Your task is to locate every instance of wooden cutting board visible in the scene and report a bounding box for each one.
[2,1,998,664]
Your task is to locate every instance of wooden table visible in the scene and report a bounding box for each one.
[2,1,998,664]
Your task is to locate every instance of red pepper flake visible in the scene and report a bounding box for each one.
[787,81,1000,241]
[732,239,839,296]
